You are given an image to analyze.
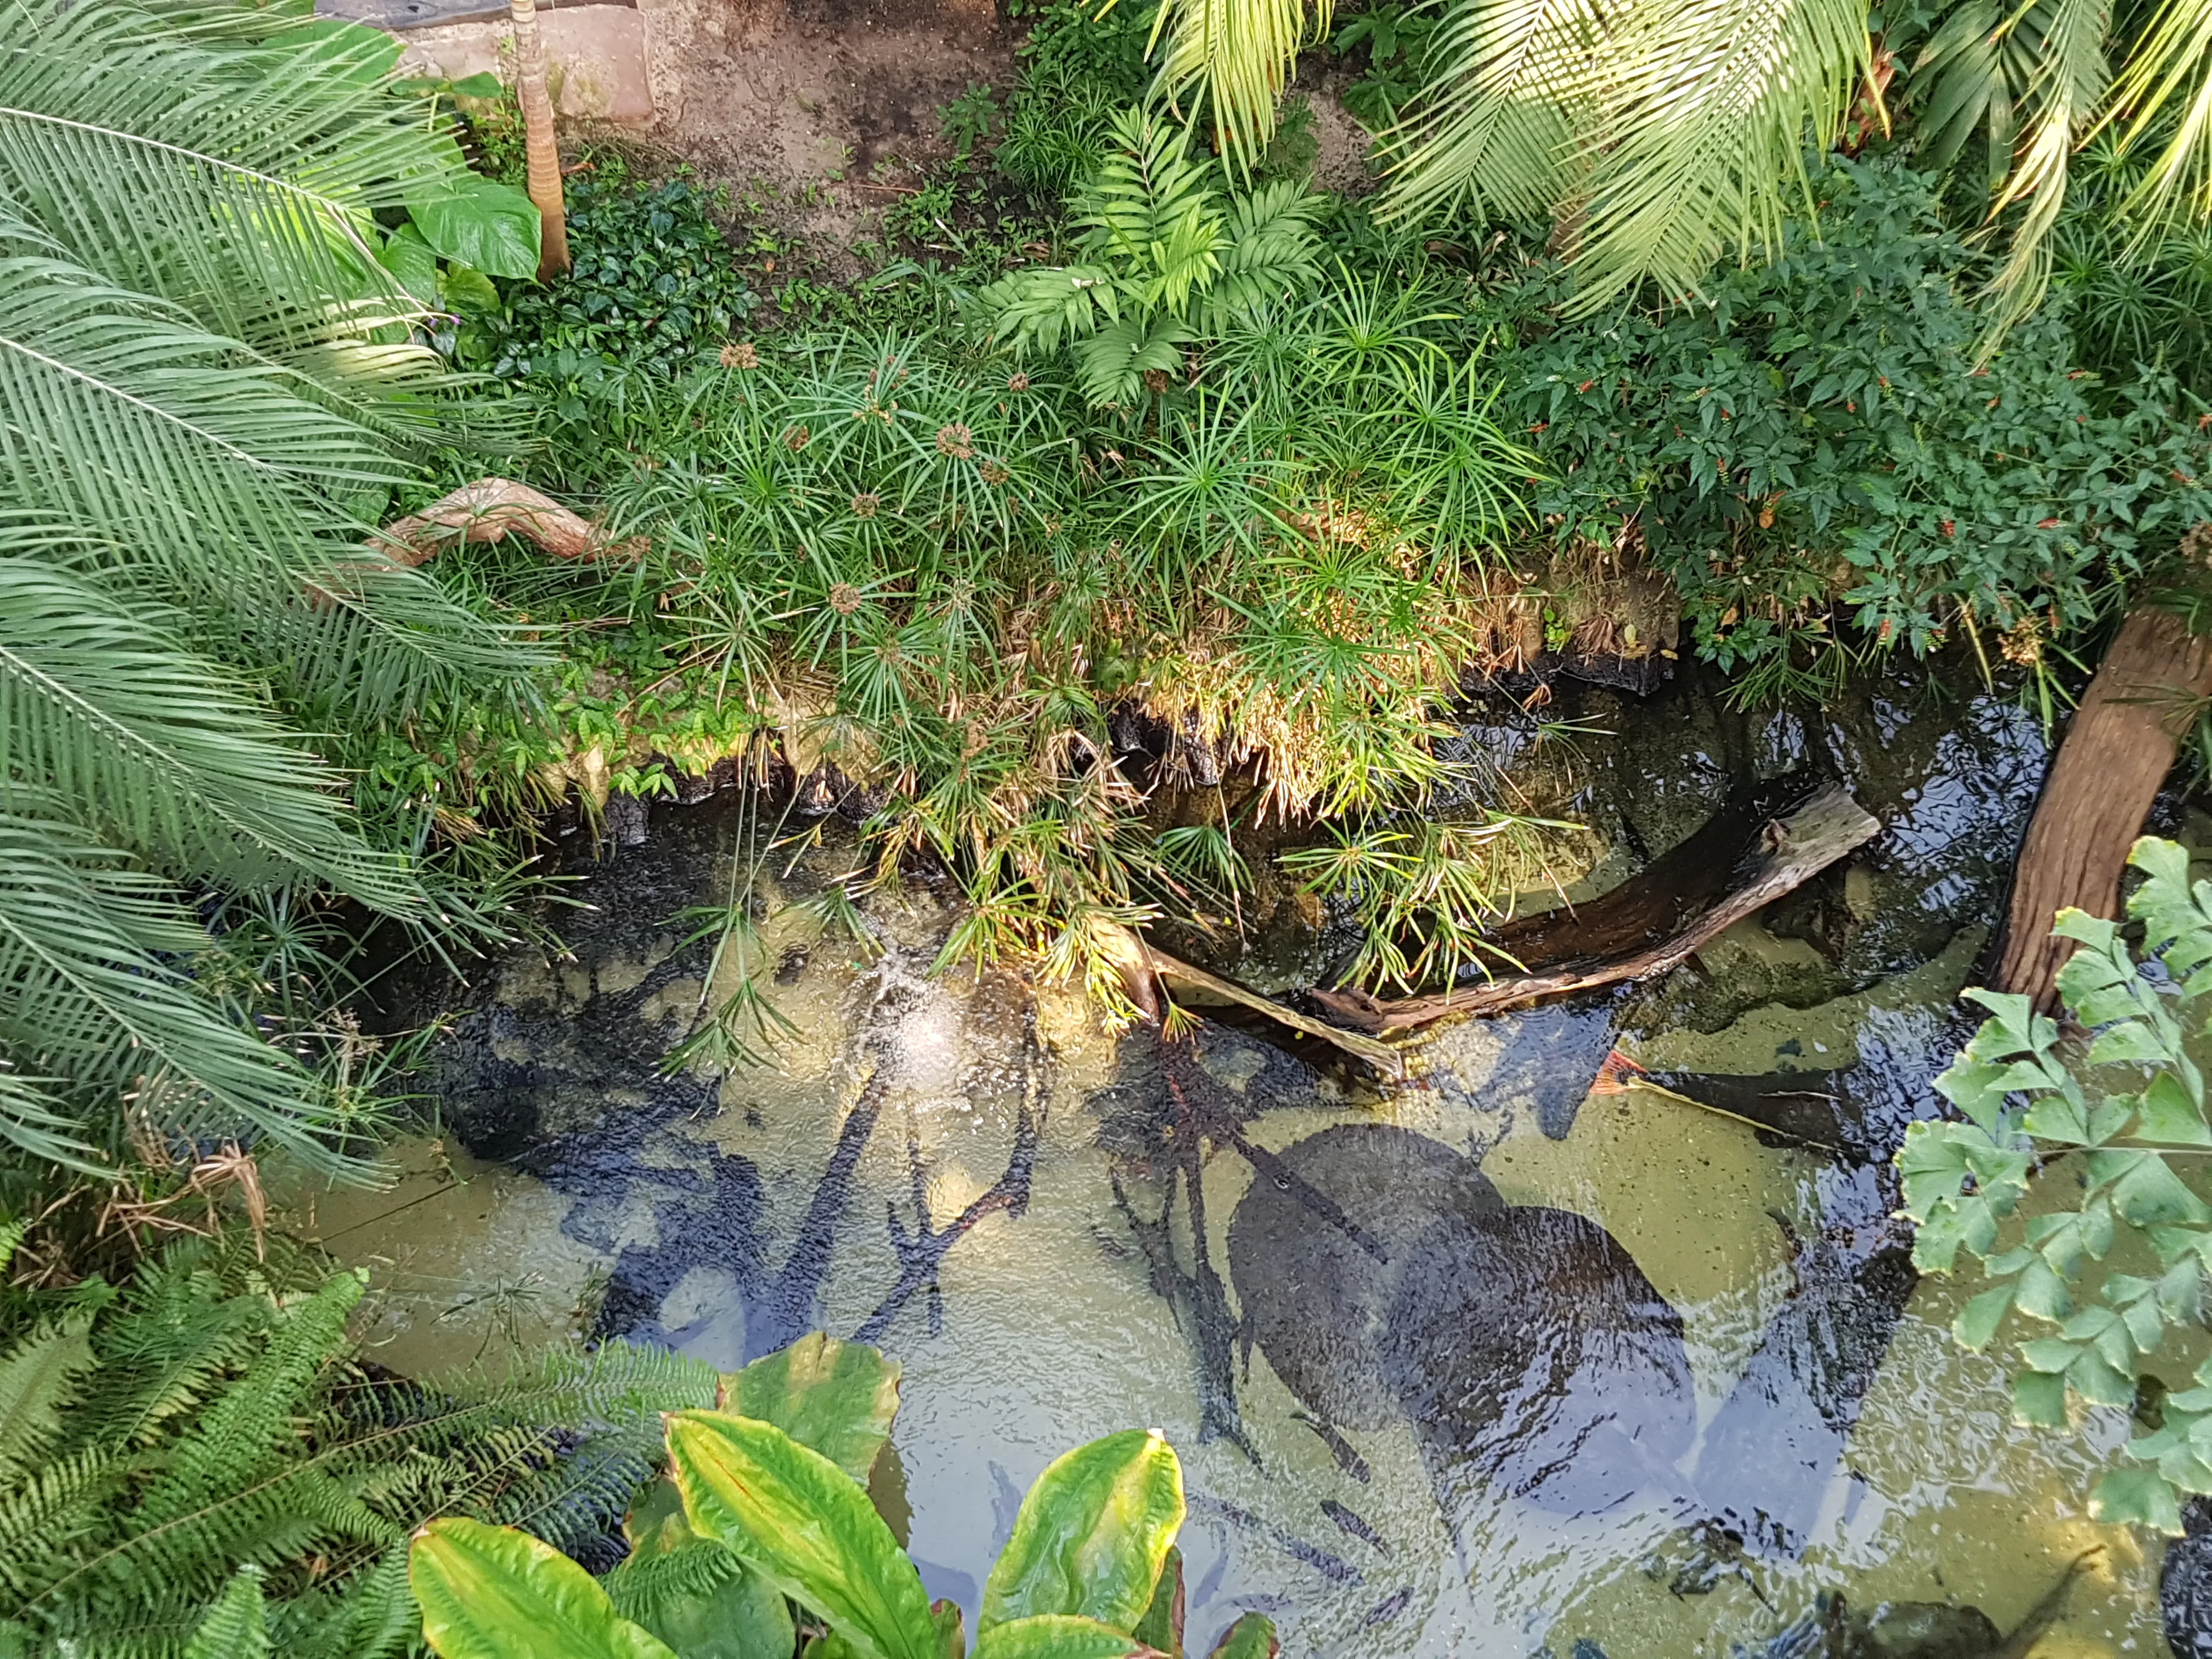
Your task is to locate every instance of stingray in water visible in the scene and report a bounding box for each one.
[1226,1123,1696,1520]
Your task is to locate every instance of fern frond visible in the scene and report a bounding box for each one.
[180,1566,269,1659]
[0,1310,94,1484]
[138,1272,366,1528]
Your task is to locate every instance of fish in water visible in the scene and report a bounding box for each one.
[1363,1588,1413,1627]
[1187,1493,1363,1586]
[1321,1499,1389,1555]
[1293,1412,1371,1483]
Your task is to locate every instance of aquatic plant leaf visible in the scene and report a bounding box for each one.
[1204,1615,1278,1659]
[981,1430,1184,1636]
[2090,1465,2184,1532]
[667,1409,934,1659]
[720,1333,902,1482]
[969,1615,1137,1659]
[2013,1369,2068,1427]
[1131,1547,1183,1659]
[1951,1284,2015,1351]
[410,1517,680,1659]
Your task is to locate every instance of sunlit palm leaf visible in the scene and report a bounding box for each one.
[1562,0,1873,311]
[2102,0,2212,229]
[1142,0,1330,170]
[1979,0,2112,309]
[1382,0,1601,227]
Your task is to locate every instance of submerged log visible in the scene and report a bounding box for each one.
[1310,786,1881,1034]
[1997,606,2212,1011]
[1096,922,1410,1079]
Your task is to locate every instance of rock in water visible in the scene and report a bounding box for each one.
[2167,1503,2212,1657]
[1227,1125,1692,1516]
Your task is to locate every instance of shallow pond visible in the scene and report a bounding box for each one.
[314,661,2188,1656]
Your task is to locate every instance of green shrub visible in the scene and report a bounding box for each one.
[470,156,759,411]
[1481,155,2212,689]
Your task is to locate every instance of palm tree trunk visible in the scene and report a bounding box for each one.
[508,0,569,280]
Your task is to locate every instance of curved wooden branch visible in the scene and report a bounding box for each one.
[1310,786,1881,1034]
[372,477,635,566]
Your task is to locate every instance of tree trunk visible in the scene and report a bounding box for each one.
[509,0,569,280]
[1996,607,2212,1009]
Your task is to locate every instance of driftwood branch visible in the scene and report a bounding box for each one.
[373,477,637,566]
[1310,785,1882,1034]
[1094,923,1409,1079]
[1997,604,2212,1010]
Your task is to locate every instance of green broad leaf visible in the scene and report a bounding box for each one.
[441,264,503,317]
[931,1600,967,1659]
[1205,1615,1279,1659]
[622,1548,794,1659]
[2121,1293,2169,1357]
[2135,1073,2212,1146]
[450,70,505,98]
[667,1409,935,1659]
[1131,1547,1182,1659]
[410,1518,680,1659]
[379,223,440,304]
[2052,909,2119,952]
[2015,1257,2073,1322]
[2092,1465,2185,1533]
[409,178,542,280]
[721,1332,903,1482]
[2101,1152,2212,1227]
[969,1616,1137,1659]
[183,1566,269,1659]
[981,1430,1185,1635]
[2087,1022,2172,1066]
[2068,1350,2138,1408]
[1908,1198,1994,1272]
[2019,1337,2080,1373]
[2013,1369,2069,1427]
[1951,1284,2014,1351]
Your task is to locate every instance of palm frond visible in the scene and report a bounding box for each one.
[1382,0,1601,226]
[0,0,454,376]
[1562,0,1874,311]
[2101,0,2212,229]
[1143,0,1331,170]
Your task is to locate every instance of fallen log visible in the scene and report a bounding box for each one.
[371,477,635,566]
[1309,785,1881,1034]
[1997,605,2212,1011]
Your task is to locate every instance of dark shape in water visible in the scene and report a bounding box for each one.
[1320,1498,1388,1554]
[1227,1124,1695,1518]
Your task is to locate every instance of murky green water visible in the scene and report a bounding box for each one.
[306,661,2185,1655]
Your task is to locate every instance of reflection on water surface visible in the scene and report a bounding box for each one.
[320,663,2180,1655]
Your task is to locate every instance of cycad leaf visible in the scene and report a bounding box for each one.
[0,553,422,910]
